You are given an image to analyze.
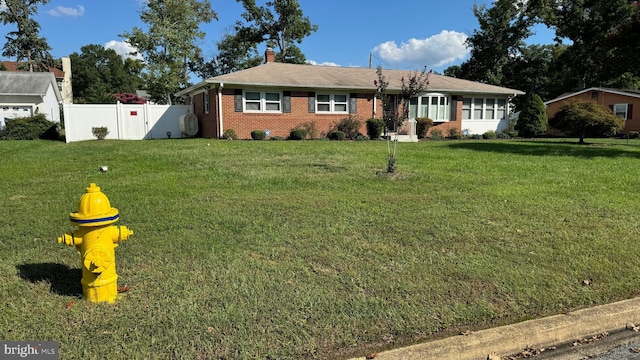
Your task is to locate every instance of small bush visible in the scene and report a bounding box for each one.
[288,128,307,140]
[92,127,109,140]
[355,134,368,141]
[270,136,284,141]
[334,116,362,139]
[430,128,444,141]
[298,121,319,139]
[416,117,433,138]
[250,130,266,140]
[628,131,639,139]
[483,131,497,139]
[327,130,346,140]
[366,118,384,140]
[223,129,238,140]
[497,132,511,139]
[470,134,482,139]
[448,128,463,139]
[0,114,59,140]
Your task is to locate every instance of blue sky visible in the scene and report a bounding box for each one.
[0,0,555,77]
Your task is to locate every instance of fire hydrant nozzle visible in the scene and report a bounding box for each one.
[57,183,134,303]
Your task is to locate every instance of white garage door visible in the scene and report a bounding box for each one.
[0,106,33,130]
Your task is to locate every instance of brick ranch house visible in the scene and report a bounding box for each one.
[175,49,525,139]
[545,87,640,134]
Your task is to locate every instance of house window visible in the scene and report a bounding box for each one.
[244,91,281,112]
[409,98,418,118]
[613,104,628,119]
[485,99,495,119]
[462,98,508,120]
[416,93,449,120]
[203,92,210,114]
[316,93,349,113]
[462,98,472,120]
[473,98,483,119]
[265,92,281,111]
[497,99,507,119]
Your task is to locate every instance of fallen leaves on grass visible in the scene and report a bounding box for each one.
[460,329,474,336]
[365,352,377,359]
[66,301,76,309]
[117,285,131,293]
[571,332,608,346]
[626,323,640,332]
[582,279,592,286]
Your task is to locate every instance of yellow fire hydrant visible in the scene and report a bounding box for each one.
[58,183,134,303]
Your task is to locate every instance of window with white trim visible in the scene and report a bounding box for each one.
[316,93,348,113]
[473,98,483,119]
[414,93,449,120]
[462,97,509,120]
[497,99,507,119]
[244,91,282,112]
[462,98,472,120]
[485,99,495,119]
[613,104,628,119]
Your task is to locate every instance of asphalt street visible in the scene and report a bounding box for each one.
[519,328,640,360]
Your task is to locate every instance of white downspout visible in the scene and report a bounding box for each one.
[218,83,224,138]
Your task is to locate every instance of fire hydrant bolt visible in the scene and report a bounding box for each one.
[57,183,133,303]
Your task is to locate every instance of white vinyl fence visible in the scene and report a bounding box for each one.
[63,102,192,143]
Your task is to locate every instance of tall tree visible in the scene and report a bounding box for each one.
[544,0,639,89]
[0,0,52,72]
[69,44,144,103]
[210,0,317,75]
[120,0,217,104]
[195,30,263,78]
[459,0,537,85]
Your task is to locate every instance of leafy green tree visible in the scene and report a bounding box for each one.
[69,45,143,103]
[549,100,624,144]
[544,0,639,89]
[120,0,217,104]
[210,0,317,75]
[195,31,263,78]
[515,94,547,137]
[0,0,52,72]
[459,0,537,85]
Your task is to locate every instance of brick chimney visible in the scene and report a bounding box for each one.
[265,47,275,63]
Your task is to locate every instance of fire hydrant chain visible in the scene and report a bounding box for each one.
[57,183,134,303]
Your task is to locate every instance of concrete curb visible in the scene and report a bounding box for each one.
[349,297,640,360]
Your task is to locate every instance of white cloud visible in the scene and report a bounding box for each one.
[306,60,340,67]
[372,30,469,69]
[104,40,144,61]
[47,5,85,17]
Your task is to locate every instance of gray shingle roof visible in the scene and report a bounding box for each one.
[198,62,524,96]
[0,71,59,97]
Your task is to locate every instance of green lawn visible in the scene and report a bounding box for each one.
[2,138,640,359]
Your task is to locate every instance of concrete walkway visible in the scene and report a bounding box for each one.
[349,297,640,360]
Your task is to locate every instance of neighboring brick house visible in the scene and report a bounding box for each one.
[175,49,524,139]
[545,88,640,134]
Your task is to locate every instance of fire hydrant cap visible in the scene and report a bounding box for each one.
[69,183,120,226]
